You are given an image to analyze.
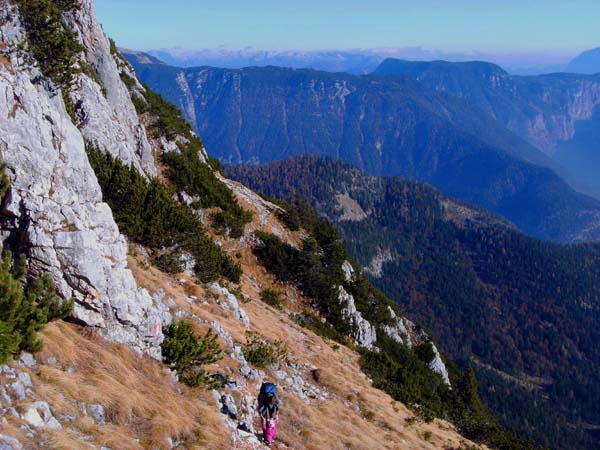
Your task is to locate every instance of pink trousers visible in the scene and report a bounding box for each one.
[262,416,279,443]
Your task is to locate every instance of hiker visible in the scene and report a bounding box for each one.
[258,382,280,445]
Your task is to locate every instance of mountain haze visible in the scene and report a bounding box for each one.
[373,58,600,197]
[124,51,600,243]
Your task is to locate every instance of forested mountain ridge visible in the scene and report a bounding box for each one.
[225,156,600,450]
[123,51,600,243]
[373,58,600,197]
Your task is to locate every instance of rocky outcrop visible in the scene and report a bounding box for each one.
[428,344,451,387]
[381,307,452,387]
[0,1,167,355]
[0,434,23,450]
[382,306,411,347]
[362,247,393,278]
[338,286,377,350]
[209,283,250,328]
[338,261,450,386]
[66,0,156,176]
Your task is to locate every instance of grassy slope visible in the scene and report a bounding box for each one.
[0,179,485,450]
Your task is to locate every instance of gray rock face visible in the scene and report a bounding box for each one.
[0,434,23,450]
[341,260,355,283]
[88,403,106,425]
[239,395,257,433]
[23,401,61,429]
[382,306,411,347]
[338,286,377,350]
[19,354,36,368]
[210,283,250,328]
[0,1,168,356]
[8,381,26,401]
[390,314,452,387]
[428,343,451,387]
[66,0,156,176]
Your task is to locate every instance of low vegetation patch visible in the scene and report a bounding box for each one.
[292,312,348,344]
[161,321,222,388]
[0,253,73,364]
[260,288,283,309]
[86,143,241,282]
[16,0,83,88]
[243,331,288,368]
[16,0,84,121]
[129,84,252,237]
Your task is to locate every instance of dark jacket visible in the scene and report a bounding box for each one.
[259,401,279,419]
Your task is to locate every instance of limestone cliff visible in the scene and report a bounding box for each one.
[0,0,165,355]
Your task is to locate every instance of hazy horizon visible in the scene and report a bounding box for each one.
[96,0,599,64]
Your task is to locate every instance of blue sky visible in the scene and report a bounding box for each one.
[96,0,599,56]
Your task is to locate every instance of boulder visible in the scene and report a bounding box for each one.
[0,434,23,450]
[23,402,61,429]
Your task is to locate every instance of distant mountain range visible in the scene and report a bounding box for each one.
[146,48,384,74]
[145,47,574,75]
[224,155,600,450]
[124,50,600,243]
[566,47,600,74]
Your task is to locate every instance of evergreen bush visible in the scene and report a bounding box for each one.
[162,321,222,388]
[86,143,241,282]
[260,288,283,309]
[243,331,288,368]
[0,253,73,364]
[17,0,84,121]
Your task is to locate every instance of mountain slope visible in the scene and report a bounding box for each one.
[373,58,600,196]
[0,1,503,449]
[225,156,600,450]
[566,47,600,74]
[124,52,600,243]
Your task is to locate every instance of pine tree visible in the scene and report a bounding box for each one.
[162,321,222,387]
[0,253,73,364]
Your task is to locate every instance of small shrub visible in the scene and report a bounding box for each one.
[424,431,433,442]
[16,0,84,90]
[293,312,348,345]
[260,288,283,309]
[119,72,137,89]
[0,253,73,364]
[162,321,222,388]
[230,286,249,303]
[243,331,288,368]
[86,144,241,283]
[108,37,129,66]
[152,252,184,274]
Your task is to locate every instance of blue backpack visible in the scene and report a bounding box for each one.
[258,382,279,408]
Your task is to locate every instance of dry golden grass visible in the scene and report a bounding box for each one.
[20,322,231,450]
[125,229,486,449]
[0,177,486,449]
